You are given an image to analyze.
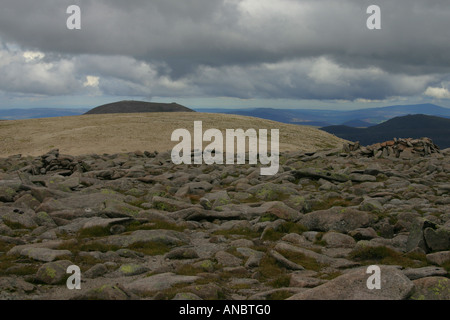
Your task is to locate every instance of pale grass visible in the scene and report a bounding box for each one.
[0,112,347,158]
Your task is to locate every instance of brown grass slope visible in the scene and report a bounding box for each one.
[0,112,347,158]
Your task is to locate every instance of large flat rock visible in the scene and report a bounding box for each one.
[94,229,190,247]
[124,272,200,295]
[288,265,414,300]
[299,207,376,233]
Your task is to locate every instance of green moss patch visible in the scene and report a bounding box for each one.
[79,242,120,253]
[266,290,293,300]
[128,241,172,256]
[0,240,12,253]
[267,274,291,288]
[310,197,353,212]
[3,220,30,230]
[349,246,427,268]
[213,228,261,240]
[78,226,111,239]
[257,255,286,281]
[261,222,308,242]
[175,264,205,276]
[125,220,186,233]
[276,249,326,272]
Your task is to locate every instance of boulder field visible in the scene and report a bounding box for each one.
[0,142,449,300]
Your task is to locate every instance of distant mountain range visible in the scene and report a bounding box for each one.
[0,108,90,120]
[198,103,450,127]
[321,114,450,149]
[84,101,194,115]
[0,101,194,120]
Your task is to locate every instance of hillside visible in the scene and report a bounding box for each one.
[341,119,375,128]
[0,113,346,158]
[199,103,450,126]
[85,101,194,115]
[321,114,450,149]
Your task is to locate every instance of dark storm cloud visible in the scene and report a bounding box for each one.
[0,0,449,101]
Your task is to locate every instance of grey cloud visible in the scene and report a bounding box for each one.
[1,0,449,72]
[187,58,437,100]
[0,44,82,95]
[0,0,449,101]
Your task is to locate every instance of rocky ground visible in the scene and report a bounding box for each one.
[0,140,449,300]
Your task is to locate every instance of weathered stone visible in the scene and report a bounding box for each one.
[0,234,23,244]
[185,181,213,195]
[281,233,311,247]
[183,207,244,221]
[102,199,141,218]
[259,201,302,221]
[199,198,213,210]
[110,224,126,234]
[349,227,378,240]
[15,247,72,262]
[236,247,264,268]
[299,207,376,233]
[247,183,298,201]
[359,199,383,212]
[124,273,199,295]
[410,277,450,300]
[0,276,35,294]
[402,266,447,280]
[81,217,133,230]
[7,239,69,255]
[13,194,40,210]
[35,260,73,284]
[76,284,132,300]
[274,242,357,269]
[293,168,349,182]
[116,248,144,259]
[172,292,203,300]
[269,249,304,270]
[55,218,94,233]
[248,288,306,300]
[424,227,450,252]
[165,247,199,260]
[117,263,149,276]
[322,232,356,248]
[406,218,436,252]
[318,179,338,191]
[36,192,122,213]
[152,196,192,212]
[0,186,18,202]
[192,260,215,272]
[215,251,242,267]
[290,274,326,288]
[426,251,450,266]
[288,266,414,300]
[95,230,187,250]
[135,209,176,223]
[183,283,223,300]
[1,141,450,301]
[217,220,251,231]
[349,174,377,182]
[34,211,56,227]
[0,207,38,229]
[284,195,308,212]
[84,263,108,279]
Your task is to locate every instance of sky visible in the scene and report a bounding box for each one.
[0,0,450,110]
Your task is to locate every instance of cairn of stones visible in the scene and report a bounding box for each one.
[344,137,441,159]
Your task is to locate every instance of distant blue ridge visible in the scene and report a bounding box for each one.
[0,108,90,120]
